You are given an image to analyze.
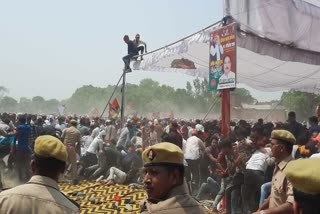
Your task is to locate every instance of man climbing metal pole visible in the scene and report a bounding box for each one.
[122,35,138,73]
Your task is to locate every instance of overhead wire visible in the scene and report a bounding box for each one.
[203,94,220,121]
[138,20,222,57]
[263,89,292,121]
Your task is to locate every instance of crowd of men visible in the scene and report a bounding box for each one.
[0,111,319,214]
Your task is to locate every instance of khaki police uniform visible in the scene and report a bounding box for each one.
[0,175,79,214]
[140,142,208,214]
[0,135,80,213]
[269,155,294,208]
[140,184,207,214]
[269,130,295,208]
[61,122,81,182]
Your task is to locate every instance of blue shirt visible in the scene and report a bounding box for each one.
[16,124,31,151]
[309,125,320,134]
[127,40,138,55]
[0,137,7,145]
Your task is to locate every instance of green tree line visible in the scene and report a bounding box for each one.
[66,78,221,115]
[0,78,260,115]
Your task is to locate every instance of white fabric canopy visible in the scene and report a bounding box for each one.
[133,0,320,92]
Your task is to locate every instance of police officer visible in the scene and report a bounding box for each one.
[254,130,295,214]
[0,135,80,213]
[139,142,208,214]
[285,158,320,214]
[61,119,81,185]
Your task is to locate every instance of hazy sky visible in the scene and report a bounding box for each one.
[0,0,282,101]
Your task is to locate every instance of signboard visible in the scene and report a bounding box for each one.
[209,23,237,91]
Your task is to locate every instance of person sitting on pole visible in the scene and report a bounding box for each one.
[133,34,147,60]
[122,35,138,73]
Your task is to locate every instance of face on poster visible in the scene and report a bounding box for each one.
[208,23,236,91]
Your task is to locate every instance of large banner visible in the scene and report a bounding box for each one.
[209,23,237,91]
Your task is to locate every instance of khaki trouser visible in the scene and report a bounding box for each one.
[66,145,77,181]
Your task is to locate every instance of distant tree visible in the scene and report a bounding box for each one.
[66,78,220,115]
[232,88,257,105]
[31,96,46,113]
[282,91,320,121]
[186,81,193,96]
[32,96,45,103]
[0,96,18,112]
[45,99,60,113]
[18,97,32,113]
[193,78,201,96]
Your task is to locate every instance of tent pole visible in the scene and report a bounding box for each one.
[220,16,232,138]
[99,73,123,119]
[120,70,126,128]
[221,89,231,138]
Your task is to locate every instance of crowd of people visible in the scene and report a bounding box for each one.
[0,111,319,213]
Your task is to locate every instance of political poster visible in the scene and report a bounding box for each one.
[208,23,237,91]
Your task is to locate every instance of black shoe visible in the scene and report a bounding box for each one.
[125,68,132,73]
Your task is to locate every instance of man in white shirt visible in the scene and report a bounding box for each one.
[242,144,273,214]
[131,132,142,148]
[82,131,106,176]
[80,130,93,157]
[91,124,100,140]
[133,33,147,60]
[210,33,224,61]
[104,120,117,143]
[184,130,205,188]
[149,125,158,146]
[84,131,108,178]
[116,123,131,150]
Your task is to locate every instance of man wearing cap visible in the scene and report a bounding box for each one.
[285,158,320,214]
[61,119,81,185]
[254,130,295,214]
[0,135,80,213]
[139,142,207,214]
